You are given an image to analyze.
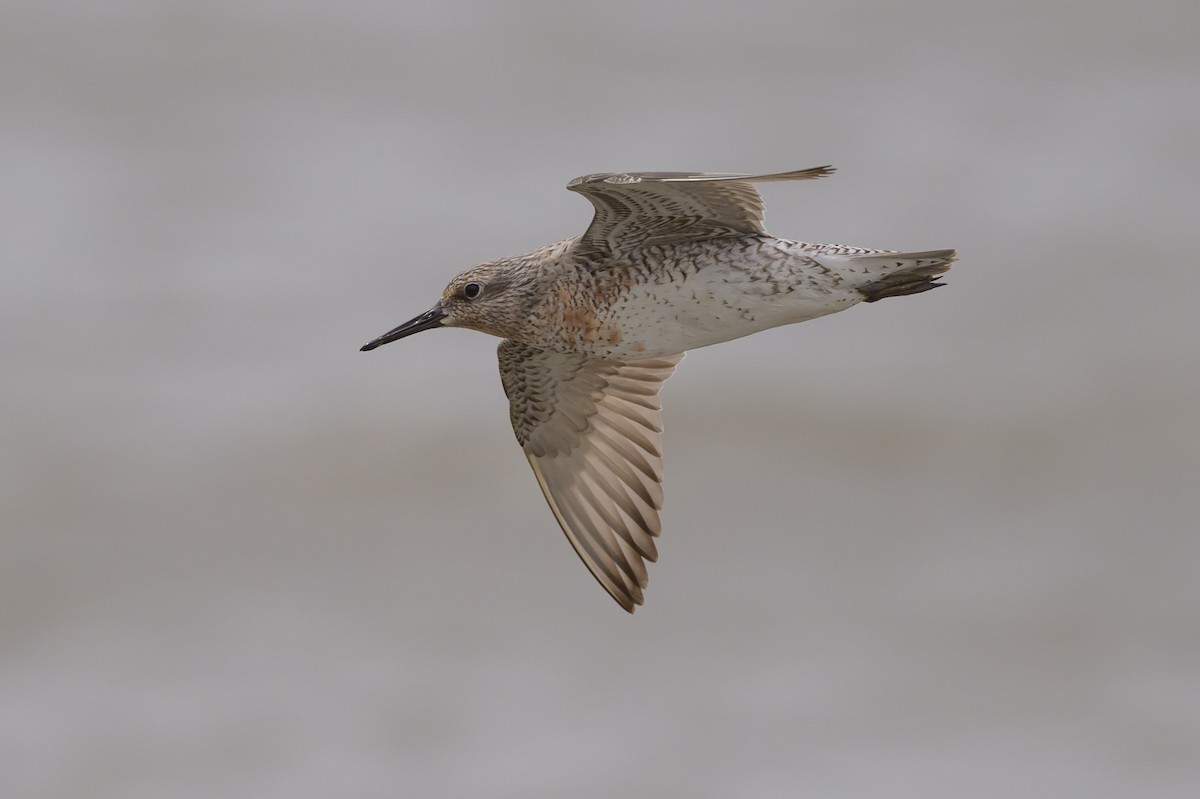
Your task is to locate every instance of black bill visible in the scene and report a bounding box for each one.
[360,305,447,351]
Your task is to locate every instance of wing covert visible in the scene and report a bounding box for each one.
[567,165,834,258]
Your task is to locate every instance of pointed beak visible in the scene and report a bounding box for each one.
[360,305,447,351]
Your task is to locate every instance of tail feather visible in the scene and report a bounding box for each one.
[852,249,957,303]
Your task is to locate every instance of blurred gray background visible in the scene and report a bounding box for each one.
[3,1,1198,797]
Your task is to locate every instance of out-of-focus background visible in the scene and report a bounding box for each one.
[4,1,1198,796]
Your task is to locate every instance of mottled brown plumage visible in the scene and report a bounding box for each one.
[363,166,956,612]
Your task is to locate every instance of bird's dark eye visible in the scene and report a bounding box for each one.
[463,282,482,300]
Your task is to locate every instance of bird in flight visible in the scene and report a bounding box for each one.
[362,166,955,612]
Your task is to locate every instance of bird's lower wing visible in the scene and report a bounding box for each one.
[497,340,683,612]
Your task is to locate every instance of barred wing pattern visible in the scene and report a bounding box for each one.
[567,166,834,258]
[498,340,684,611]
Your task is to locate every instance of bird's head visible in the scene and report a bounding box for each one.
[360,261,531,351]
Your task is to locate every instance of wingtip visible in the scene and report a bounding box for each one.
[746,165,836,183]
[792,165,836,180]
[605,583,644,613]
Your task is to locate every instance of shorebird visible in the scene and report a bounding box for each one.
[362,166,955,612]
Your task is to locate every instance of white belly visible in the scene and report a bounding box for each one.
[600,252,864,359]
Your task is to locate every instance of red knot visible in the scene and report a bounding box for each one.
[362,166,956,612]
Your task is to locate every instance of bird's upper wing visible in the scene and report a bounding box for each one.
[498,340,683,612]
[567,166,834,258]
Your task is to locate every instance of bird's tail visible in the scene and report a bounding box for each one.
[852,249,957,303]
